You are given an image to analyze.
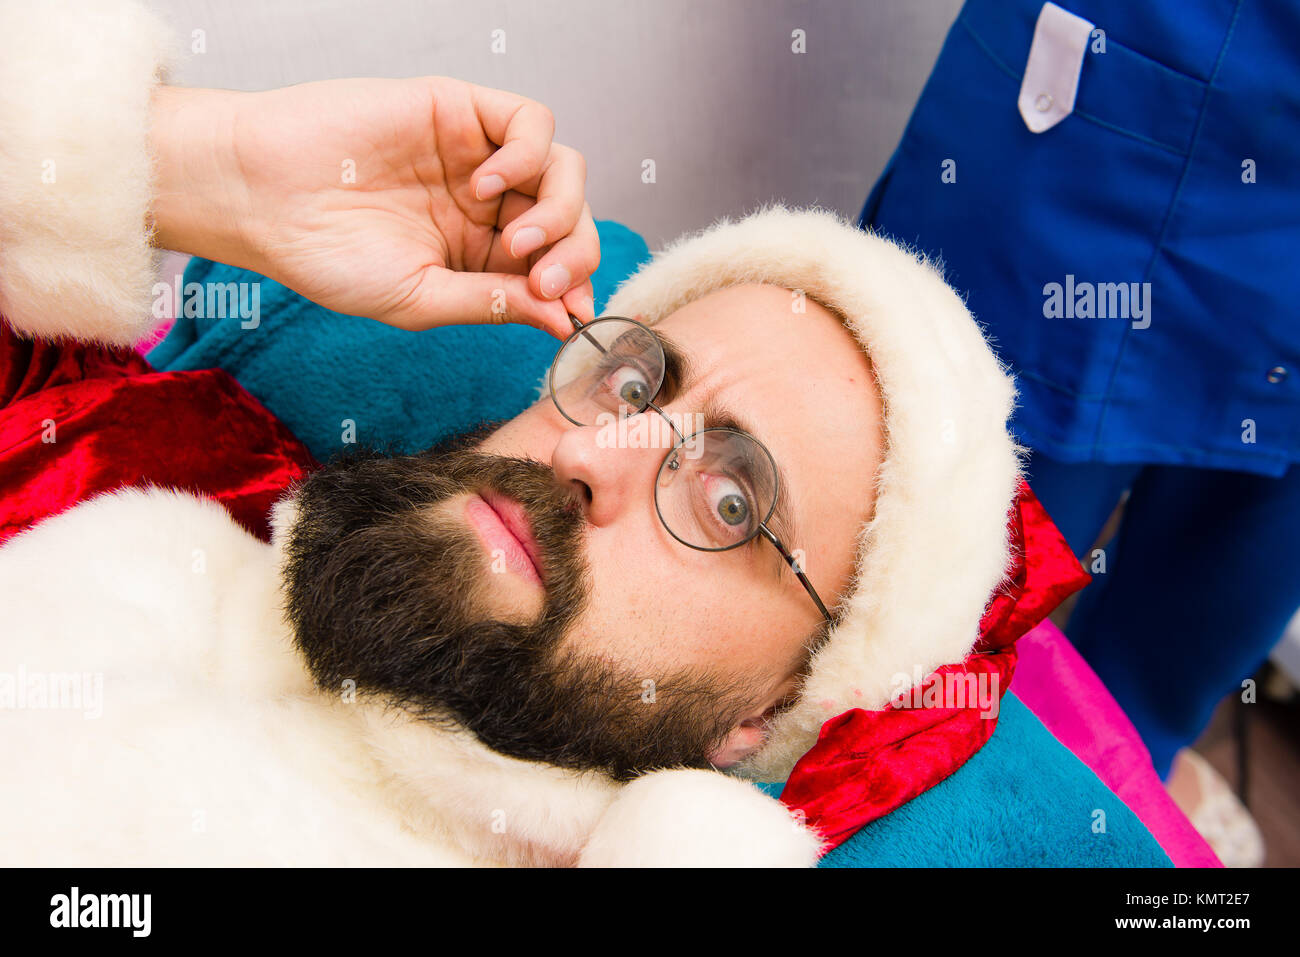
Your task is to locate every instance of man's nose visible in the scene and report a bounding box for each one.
[549,420,670,528]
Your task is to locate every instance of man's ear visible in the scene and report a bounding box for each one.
[710,676,804,767]
[708,712,773,769]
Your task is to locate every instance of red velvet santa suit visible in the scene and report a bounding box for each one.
[0,0,1086,866]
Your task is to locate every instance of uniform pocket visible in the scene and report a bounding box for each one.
[861,0,1189,438]
[962,0,1205,155]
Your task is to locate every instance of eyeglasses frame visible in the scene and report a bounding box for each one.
[550,313,833,623]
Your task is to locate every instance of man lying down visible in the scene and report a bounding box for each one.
[0,205,1021,866]
[0,6,1020,869]
[283,206,1024,796]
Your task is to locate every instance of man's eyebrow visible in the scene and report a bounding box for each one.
[654,330,693,399]
[655,331,802,569]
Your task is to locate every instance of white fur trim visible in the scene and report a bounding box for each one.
[0,0,177,346]
[577,769,821,867]
[0,486,614,866]
[603,205,1023,781]
[4,486,807,866]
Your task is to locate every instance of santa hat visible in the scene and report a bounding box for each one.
[603,205,1089,848]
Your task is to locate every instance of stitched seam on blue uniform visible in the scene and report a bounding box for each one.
[958,15,1189,156]
[1015,368,1111,401]
[1068,110,1188,157]
[1011,424,1291,474]
[1087,0,1245,459]
[1031,438,1288,457]
[957,15,1021,82]
[1103,36,1212,87]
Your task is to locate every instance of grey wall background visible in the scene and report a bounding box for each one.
[146,0,962,247]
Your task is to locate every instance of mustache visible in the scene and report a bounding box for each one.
[425,449,583,529]
[284,436,593,687]
[296,433,593,619]
[420,448,588,593]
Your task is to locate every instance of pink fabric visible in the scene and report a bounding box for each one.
[134,319,173,355]
[1012,620,1221,867]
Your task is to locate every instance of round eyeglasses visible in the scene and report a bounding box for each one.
[548,315,832,622]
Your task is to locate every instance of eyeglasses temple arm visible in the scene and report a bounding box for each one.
[757,524,833,623]
[568,312,612,356]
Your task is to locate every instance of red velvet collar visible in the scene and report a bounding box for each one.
[778,481,1091,852]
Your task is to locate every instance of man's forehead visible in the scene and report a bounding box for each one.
[648,284,877,565]
[652,282,815,328]
[650,283,868,421]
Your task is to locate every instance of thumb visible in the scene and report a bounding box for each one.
[372,270,574,339]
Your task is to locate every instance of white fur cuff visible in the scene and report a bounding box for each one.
[577,769,822,867]
[0,0,177,346]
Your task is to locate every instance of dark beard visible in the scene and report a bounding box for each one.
[281,425,748,781]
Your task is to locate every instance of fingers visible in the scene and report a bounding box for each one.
[495,144,588,262]
[484,188,600,306]
[527,202,601,304]
[469,86,555,203]
[561,278,597,325]
[459,82,599,308]
[376,269,577,340]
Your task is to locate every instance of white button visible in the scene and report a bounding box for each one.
[1035,93,1053,111]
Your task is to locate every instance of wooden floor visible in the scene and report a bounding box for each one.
[1196,672,1300,868]
[1049,598,1299,866]
[1049,501,1299,868]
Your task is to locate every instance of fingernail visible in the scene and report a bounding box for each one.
[476,173,507,201]
[540,263,571,299]
[511,225,546,259]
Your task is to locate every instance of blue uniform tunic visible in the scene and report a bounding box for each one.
[861,0,1300,476]
[860,0,1300,777]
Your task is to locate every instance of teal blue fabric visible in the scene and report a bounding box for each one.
[761,694,1170,867]
[150,221,652,462]
[150,220,1169,867]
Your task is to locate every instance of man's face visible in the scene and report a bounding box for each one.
[285,283,882,776]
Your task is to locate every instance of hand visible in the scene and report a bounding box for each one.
[150,79,599,339]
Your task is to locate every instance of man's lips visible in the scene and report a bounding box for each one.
[464,491,544,585]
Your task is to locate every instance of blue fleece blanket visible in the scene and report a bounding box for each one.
[762,694,1165,866]
[151,221,1170,867]
[150,223,653,459]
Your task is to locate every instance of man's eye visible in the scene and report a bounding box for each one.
[700,472,752,539]
[598,363,651,409]
[716,490,749,526]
